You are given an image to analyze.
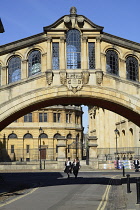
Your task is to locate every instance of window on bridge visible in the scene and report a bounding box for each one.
[126,56,138,82]
[106,50,119,76]
[66,29,81,69]
[8,56,21,84]
[88,42,95,69]
[52,42,59,70]
[28,50,41,77]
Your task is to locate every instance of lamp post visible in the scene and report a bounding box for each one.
[114,128,119,160]
[39,127,43,170]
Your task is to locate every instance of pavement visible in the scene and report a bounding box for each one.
[0,168,140,209]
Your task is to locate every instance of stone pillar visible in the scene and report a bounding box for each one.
[41,52,47,73]
[96,37,101,70]
[82,36,88,70]
[1,66,7,85]
[88,136,98,169]
[57,136,66,168]
[60,36,65,70]
[47,37,52,70]
[21,59,28,79]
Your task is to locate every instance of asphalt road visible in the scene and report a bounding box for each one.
[0,171,133,210]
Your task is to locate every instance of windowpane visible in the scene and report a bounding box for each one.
[28,50,41,76]
[8,56,21,83]
[66,29,81,69]
[52,43,59,70]
[126,56,138,81]
[106,50,118,75]
[88,43,95,69]
[11,145,14,153]
[26,145,30,153]
[24,113,32,122]
[39,113,47,122]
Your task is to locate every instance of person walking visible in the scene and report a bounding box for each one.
[134,158,139,172]
[64,157,72,178]
[72,158,80,178]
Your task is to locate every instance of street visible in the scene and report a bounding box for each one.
[0,171,133,210]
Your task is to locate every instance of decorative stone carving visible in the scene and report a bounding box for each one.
[45,70,53,85]
[82,71,90,84]
[64,7,84,29]
[95,70,103,85]
[60,71,67,85]
[65,72,90,93]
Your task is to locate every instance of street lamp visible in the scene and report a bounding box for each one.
[39,127,43,170]
[114,128,119,160]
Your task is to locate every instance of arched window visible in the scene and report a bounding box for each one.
[66,29,81,69]
[67,134,72,139]
[23,133,33,139]
[106,50,119,75]
[8,56,21,83]
[53,133,61,139]
[126,56,138,81]
[28,50,41,77]
[39,133,48,138]
[8,133,17,139]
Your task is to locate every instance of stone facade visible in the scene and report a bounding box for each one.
[88,106,140,160]
[0,105,83,162]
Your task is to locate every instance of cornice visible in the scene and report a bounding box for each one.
[102,32,140,52]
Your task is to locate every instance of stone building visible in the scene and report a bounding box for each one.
[0,7,140,169]
[88,106,140,161]
[0,105,83,162]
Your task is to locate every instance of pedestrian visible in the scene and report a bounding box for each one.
[72,158,80,178]
[133,158,139,172]
[64,157,72,178]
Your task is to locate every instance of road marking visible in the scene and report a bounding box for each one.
[0,187,39,208]
[97,175,116,210]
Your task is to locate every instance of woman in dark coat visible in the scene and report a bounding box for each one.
[64,157,72,178]
[72,158,80,178]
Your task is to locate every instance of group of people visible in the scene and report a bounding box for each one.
[64,157,80,178]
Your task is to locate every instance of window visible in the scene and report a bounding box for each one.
[8,133,17,139]
[28,50,41,77]
[39,133,48,138]
[66,29,81,69]
[53,113,61,122]
[39,113,47,122]
[8,56,21,83]
[106,50,118,75]
[66,113,71,123]
[88,43,95,69]
[23,133,33,139]
[126,56,138,81]
[24,113,32,122]
[52,43,59,69]
[75,115,79,124]
[11,145,14,153]
[26,145,30,153]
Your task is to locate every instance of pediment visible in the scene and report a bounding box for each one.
[43,7,104,32]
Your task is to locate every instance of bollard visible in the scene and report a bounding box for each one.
[123,165,125,177]
[126,174,131,193]
[136,178,140,204]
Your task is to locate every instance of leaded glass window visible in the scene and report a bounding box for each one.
[88,43,95,69]
[126,56,138,82]
[52,43,59,69]
[8,56,21,83]
[28,50,41,77]
[106,50,118,75]
[66,29,81,69]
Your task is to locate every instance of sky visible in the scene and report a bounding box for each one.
[1,0,140,133]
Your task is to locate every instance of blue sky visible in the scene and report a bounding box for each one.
[1,0,140,133]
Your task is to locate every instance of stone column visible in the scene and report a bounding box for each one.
[41,52,47,73]
[88,136,98,169]
[1,66,7,85]
[47,37,52,71]
[21,59,28,79]
[60,36,66,70]
[57,136,66,168]
[82,36,88,70]
[96,37,101,70]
